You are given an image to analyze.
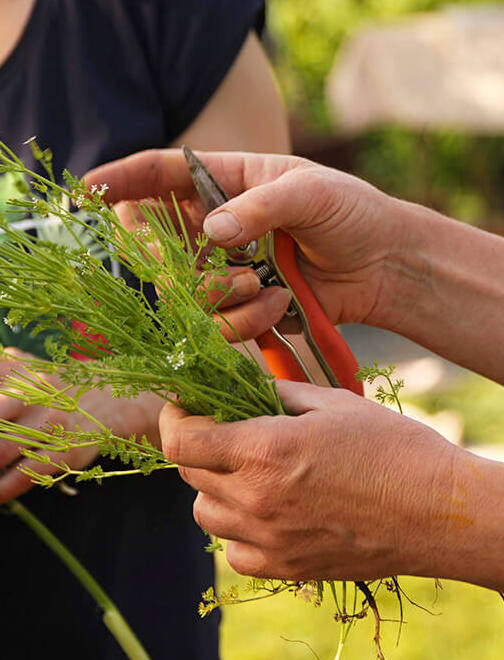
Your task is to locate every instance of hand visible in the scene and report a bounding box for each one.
[85,148,504,381]
[84,150,395,333]
[0,348,164,503]
[85,152,297,342]
[159,379,457,582]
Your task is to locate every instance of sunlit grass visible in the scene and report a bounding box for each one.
[218,554,504,659]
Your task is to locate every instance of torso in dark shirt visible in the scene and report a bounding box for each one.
[0,1,263,658]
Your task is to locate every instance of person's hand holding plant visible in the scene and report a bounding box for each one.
[0,347,164,502]
[86,148,504,594]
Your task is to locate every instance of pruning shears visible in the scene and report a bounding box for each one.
[183,146,363,395]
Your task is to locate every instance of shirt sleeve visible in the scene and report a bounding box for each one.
[155,0,266,141]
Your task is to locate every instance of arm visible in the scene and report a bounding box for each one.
[171,32,291,154]
[377,199,504,384]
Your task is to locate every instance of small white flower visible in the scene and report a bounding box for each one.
[97,183,109,196]
[136,225,152,239]
[90,185,98,194]
[75,194,85,208]
[166,350,186,370]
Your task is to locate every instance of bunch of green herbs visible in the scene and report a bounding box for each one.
[0,141,283,479]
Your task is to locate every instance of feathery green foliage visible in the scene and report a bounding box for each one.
[0,140,283,414]
[0,139,284,484]
[356,361,404,413]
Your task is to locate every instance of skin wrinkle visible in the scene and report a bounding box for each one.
[290,169,346,232]
[379,248,432,333]
[360,196,427,330]
[297,258,383,325]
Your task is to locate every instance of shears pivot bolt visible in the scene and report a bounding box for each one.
[227,241,259,262]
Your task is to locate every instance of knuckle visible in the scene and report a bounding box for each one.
[162,428,184,463]
[262,527,294,554]
[246,490,275,520]
[227,544,267,578]
[192,496,206,530]
[234,307,263,340]
[0,441,17,466]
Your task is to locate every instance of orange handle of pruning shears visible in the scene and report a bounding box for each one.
[256,330,308,382]
[257,230,364,396]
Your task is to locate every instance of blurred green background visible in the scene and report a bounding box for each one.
[268,0,504,229]
[219,2,504,658]
[219,554,504,659]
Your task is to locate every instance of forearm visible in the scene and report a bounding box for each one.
[381,198,504,383]
[424,448,504,591]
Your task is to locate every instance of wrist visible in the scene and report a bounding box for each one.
[390,423,459,579]
[428,449,504,591]
[369,195,436,333]
[370,196,504,381]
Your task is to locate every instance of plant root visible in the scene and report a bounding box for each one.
[356,581,385,660]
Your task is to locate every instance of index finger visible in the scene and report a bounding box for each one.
[84,149,195,205]
[84,148,301,206]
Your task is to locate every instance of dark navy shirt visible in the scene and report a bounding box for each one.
[0,1,263,658]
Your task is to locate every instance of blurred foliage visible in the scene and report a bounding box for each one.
[268,0,502,131]
[268,0,504,227]
[406,373,504,446]
[0,171,27,222]
[354,129,504,223]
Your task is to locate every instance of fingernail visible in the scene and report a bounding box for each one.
[232,272,260,299]
[268,287,292,312]
[203,212,242,242]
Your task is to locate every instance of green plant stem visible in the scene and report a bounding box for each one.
[335,628,345,660]
[223,584,291,605]
[41,463,176,484]
[385,374,403,414]
[3,499,151,660]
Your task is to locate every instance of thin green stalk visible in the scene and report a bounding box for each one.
[36,463,176,484]
[222,584,291,605]
[384,374,403,414]
[335,626,346,660]
[3,499,151,660]
[329,580,341,615]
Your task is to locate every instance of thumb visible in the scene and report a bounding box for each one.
[202,167,328,247]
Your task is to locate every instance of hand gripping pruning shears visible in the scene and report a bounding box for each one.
[183,146,363,395]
